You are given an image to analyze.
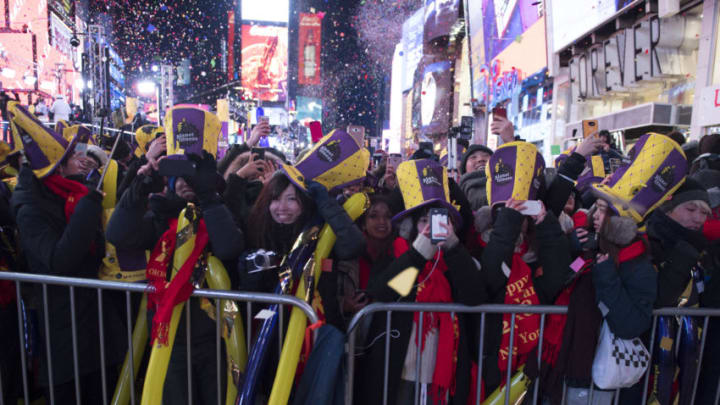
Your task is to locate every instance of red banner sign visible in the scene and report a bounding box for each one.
[228,11,235,82]
[298,13,322,86]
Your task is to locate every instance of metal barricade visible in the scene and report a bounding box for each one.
[0,271,319,405]
[345,302,720,405]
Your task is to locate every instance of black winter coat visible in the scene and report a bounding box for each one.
[480,208,573,392]
[106,172,245,344]
[545,152,586,218]
[647,210,712,308]
[357,238,485,404]
[11,167,126,386]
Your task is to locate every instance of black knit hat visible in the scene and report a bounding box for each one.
[461,144,494,174]
[661,177,709,212]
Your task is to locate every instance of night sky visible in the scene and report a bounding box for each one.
[88,0,423,135]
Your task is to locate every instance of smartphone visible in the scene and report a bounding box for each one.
[372,152,384,167]
[582,119,599,139]
[388,153,402,171]
[251,147,265,161]
[347,125,365,139]
[259,116,270,125]
[519,200,543,216]
[158,158,197,178]
[492,106,507,119]
[429,208,449,244]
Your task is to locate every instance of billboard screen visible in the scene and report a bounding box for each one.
[48,0,75,29]
[242,0,289,23]
[423,0,460,43]
[241,24,288,102]
[467,0,547,106]
[420,58,453,137]
[0,33,35,91]
[296,96,322,124]
[552,0,639,52]
[401,8,423,92]
[298,13,322,85]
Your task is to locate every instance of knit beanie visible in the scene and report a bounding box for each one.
[461,144,494,174]
[661,177,709,212]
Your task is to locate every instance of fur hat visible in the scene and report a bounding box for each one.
[473,206,493,234]
[602,216,638,246]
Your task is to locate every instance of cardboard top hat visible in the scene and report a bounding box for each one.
[281,128,370,192]
[392,158,462,226]
[134,124,164,158]
[592,133,687,222]
[486,141,546,207]
[62,125,94,147]
[164,106,221,158]
[55,120,69,138]
[9,102,83,178]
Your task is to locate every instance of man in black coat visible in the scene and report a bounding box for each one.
[106,151,244,405]
[12,146,126,403]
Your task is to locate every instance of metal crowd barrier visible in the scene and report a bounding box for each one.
[0,271,319,405]
[345,302,720,405]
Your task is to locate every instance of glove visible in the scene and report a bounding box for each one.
[306,180,330,206]
[413,232,438,261]
[186,151,221,206]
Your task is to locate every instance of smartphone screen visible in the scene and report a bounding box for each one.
[519,200,542,216]
[430,208,448,243]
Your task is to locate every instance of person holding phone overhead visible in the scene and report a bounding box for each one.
[475,141,573,395]
[360,159,484,404]
[490,106,517,145]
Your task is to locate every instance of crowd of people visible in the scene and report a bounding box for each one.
[0,100,718,405]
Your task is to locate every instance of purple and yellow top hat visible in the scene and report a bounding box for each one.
[486,141,546,207]
[9,102,81,179]
[62,125,95,146]
[134,124,164,158]
[55,120,69,137]
[592,133,687,222]
[281,128,370,192]
[392,159,461,226]
[164,106,221,158]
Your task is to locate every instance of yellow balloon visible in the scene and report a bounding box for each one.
[481,366,531,405]
[111,294,149,405]
[268,193,369,405]
[141,207,198,405]
[206,255,248,405]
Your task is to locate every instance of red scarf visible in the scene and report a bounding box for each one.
[394,237,459,404]
[43,174,89,220]
[146,218,209,345]
[498,252,541,375]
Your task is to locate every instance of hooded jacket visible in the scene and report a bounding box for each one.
[11,166,126,386]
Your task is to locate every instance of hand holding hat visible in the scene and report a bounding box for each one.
[306,180,330,206]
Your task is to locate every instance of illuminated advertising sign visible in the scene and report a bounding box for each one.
[49,12,72,57]
[401,8,423,92]
[467,0,547,107]
[241,24,288,102]
[0,33,35,90]
[48,0,75,29]
[423,0,459,43]
[298,13,322,86]
[296,96,322,124]
[241,0,289,23]
[420,58,452,137]
[552,0,639,52]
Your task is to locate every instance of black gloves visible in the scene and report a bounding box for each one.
[186,151,221,207]
[306,180,330,206]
